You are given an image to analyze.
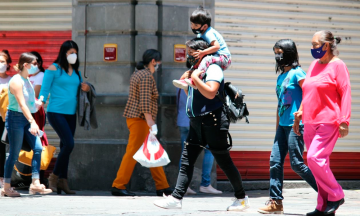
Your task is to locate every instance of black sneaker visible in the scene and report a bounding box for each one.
[111,187,136,196]
[324,198,344,215]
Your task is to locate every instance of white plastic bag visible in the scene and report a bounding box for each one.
[133,132,170,168]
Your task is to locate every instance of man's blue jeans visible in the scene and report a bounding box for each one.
[270,125,318,200]
[179,126,214,187]
[4,110,42,184]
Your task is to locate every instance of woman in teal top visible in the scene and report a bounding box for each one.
[258,39,318,214]
[39,40,89,195]
[2,53,52,197]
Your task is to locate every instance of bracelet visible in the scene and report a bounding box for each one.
[28,119,34,124]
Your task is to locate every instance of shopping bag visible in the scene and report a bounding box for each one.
[133,132,170,168]
[18,145,56,170]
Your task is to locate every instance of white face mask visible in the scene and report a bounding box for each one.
[67,53,77,64]
[0,63,7,73]
[154,63,159,72]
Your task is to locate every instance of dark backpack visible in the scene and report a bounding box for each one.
[217,82,249,124]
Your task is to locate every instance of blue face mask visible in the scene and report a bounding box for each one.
[311,43,327,59]
[27,64,38,75]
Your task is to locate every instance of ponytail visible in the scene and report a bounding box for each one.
[135,49,161,71]
[136,61,145,70]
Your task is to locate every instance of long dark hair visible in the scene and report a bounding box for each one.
[30,51,45,72]
[16,53,37,72]
[273,39,300,74]
[54,40,80,77]
[136,49,161,70]
[0,50,12,71]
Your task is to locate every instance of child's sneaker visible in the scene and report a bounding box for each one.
[153,195,182,209]
[184,78,197,89]
[227,195,250,211]
[173,79,189,90]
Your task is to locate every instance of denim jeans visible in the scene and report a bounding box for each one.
[172,108,245,200]
[47,112,76,179]
[179,126,214,187]
[270,125,318,200]
[4,110,42,184]
[0,121,5,177]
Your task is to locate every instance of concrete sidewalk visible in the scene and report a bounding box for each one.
[0,188,358,216]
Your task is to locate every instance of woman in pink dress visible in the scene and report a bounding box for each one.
[294,31,351,216]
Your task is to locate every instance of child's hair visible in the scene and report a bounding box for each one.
[186,38,210,51]
[190,5,211,27]
[273,39,301,74]
[30,51,45,72]
[136,49,162,70]
[0,50,12,71]
[14,53,37,72]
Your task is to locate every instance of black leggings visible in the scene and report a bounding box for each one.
[47,112,76,179]
[0,121,5,177]
[172,108,246,200]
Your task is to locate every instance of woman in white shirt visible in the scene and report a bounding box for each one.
[29,51,45,98]
[0,50,12,188]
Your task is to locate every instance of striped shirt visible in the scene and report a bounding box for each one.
[123,68,159,120]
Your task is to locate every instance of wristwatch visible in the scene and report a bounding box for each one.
[28,118,34,124]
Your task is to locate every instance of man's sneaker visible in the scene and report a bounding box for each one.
[184,78,197,89]
[258,199,283,214]
[173,79,188,90]
[185,187,197,195]
[153,195,182,209]
[227,195,250,211]
[199,185,222,194]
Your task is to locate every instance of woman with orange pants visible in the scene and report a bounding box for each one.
[111,49,172,196]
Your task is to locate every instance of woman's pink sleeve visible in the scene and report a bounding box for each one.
[336,63,351,125]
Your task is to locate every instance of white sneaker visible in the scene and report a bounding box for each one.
[153,195,182,209]
[199,185,222,194]
[185,187,197,195]
[227,195,250,211]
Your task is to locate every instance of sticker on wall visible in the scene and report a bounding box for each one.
[104,44,117,61]
[174,44,186,62]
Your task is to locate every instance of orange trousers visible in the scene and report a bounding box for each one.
[112,118,170,190]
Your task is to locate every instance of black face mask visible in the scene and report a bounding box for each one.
[275,53,286,66]
[192,25,203,34]
[187,54,199,67]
